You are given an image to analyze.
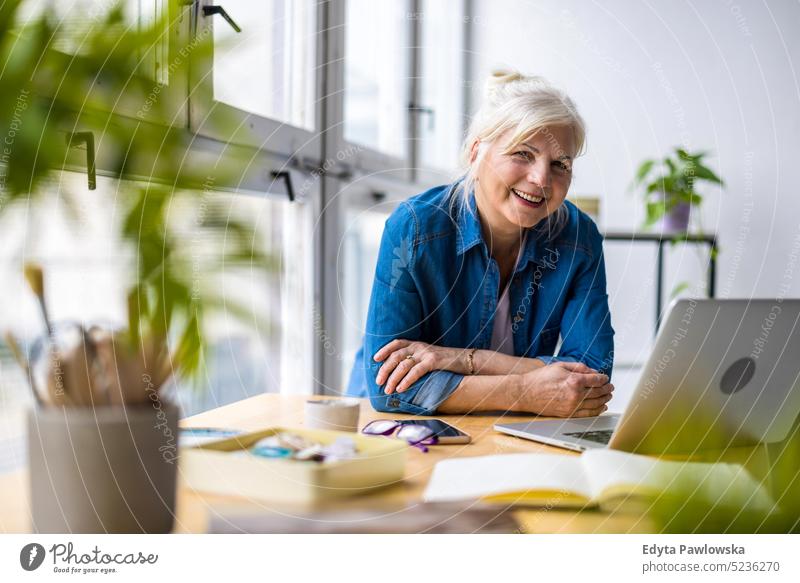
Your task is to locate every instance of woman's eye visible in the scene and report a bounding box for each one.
[512,151,532,161]
[553,162,572,174]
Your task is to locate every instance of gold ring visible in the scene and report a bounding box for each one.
[405,355,416,363]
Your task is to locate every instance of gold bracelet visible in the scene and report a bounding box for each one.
[466,348,477,375]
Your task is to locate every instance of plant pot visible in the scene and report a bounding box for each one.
[27,401,179,533]
[661,201,691,233]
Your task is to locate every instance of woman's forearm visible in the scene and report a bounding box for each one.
[471,350,546,376]
[438,362,615,416]
[374,340,548,396]
[436,373,524,414]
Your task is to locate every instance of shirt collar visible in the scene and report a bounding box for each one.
[455,188,484,256]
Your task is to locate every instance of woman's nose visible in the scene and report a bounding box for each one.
[527,161,551,190]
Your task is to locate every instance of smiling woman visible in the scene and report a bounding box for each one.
[346,71,615,417]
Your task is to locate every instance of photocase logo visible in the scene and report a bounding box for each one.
[390,237,412,292]
[20,543,46,571]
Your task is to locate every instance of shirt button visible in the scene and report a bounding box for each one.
[513,316,523,323]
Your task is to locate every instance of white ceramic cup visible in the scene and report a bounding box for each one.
[304,398,361,433]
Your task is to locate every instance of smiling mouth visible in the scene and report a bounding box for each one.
[511,188,545,205]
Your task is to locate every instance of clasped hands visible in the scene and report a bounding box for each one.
[374,339,614,418]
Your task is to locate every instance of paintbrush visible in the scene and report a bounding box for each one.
[4,332,44,406]
[22,262,81,407]
[23,263,53,338]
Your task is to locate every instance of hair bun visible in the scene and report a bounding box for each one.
[488,70,524,85]
[484,69,548,103]
[485,70,522,98]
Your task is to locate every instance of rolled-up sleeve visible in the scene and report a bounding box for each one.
[362,206,464,415]
[541,228,615,377]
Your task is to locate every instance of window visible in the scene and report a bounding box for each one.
[341,205,388,389]
[190,0,321,159]
[17,0,189,126]
[211,0,315,130]
[417,0,466,173]
[344,0,412,163]
[337,178,421,390]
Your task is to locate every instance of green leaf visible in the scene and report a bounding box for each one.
[634,159,655,184]
[172,311,205,379]
[644,201,667,227]
[693,164,723,185]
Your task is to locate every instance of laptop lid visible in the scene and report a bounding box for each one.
[609,298,800,455]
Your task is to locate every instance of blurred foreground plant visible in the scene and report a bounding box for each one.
[641,409,800,533]
[0,0,274,392]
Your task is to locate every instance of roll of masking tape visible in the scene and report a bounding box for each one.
[304,398,361,433]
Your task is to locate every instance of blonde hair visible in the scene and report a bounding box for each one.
[453,71,586,237]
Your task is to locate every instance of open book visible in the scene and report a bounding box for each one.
[423,449,775,511]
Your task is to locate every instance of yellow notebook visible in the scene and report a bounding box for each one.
[423,449,774,511]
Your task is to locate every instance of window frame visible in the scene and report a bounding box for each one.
[186,0,323,162]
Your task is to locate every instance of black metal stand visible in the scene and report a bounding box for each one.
[603,231,718,333]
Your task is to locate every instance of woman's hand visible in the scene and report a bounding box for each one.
[516,361,614,417]
[373,339,464,394]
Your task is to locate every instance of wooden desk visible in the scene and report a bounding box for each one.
[0,394,655,533]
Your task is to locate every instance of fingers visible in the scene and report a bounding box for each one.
[373,339,410,363]
[383,356,418,394]
[566,371,609,388]
[569,384,614,416]
[396,363,429,393]
[576,393,614,411]
[556,361,595,373]
[554,362,610,387]
[376,350,406,386]
[571,404,609,418]
[581,383,615,399]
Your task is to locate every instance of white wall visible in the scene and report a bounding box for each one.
[470,0,800,366]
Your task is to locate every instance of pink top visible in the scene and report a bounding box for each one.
[489,234,527,355]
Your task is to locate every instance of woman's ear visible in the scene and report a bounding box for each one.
[469,139,480,164]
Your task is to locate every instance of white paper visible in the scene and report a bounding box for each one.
[423,453,591,502]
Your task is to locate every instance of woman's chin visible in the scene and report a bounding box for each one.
[505,208,548,230]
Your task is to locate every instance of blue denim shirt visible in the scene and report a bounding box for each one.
[347,180,614,415]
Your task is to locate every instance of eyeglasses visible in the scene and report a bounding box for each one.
[361,420,438,452]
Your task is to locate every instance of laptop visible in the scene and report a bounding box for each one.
[495,299,800,454]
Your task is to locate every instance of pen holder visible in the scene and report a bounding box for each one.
[27,401,179,533]
[304,398,361,433]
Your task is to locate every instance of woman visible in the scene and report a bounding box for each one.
[347,71,615,417]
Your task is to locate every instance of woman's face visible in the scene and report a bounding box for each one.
[474,125,576,232]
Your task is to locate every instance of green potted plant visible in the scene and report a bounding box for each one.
[0,2,272,532]
[632,148,724,233]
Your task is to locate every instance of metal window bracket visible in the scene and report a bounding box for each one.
[408,102,435,131]
[65,132,96,190]
[202,5,242,32]
[270,170,296,202]
[289,156,354,181]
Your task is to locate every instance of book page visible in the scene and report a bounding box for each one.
[423,453,592,503]
[580,450,774,511]
[581,450,666,498]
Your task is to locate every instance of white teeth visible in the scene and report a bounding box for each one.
[512,188,543,204]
